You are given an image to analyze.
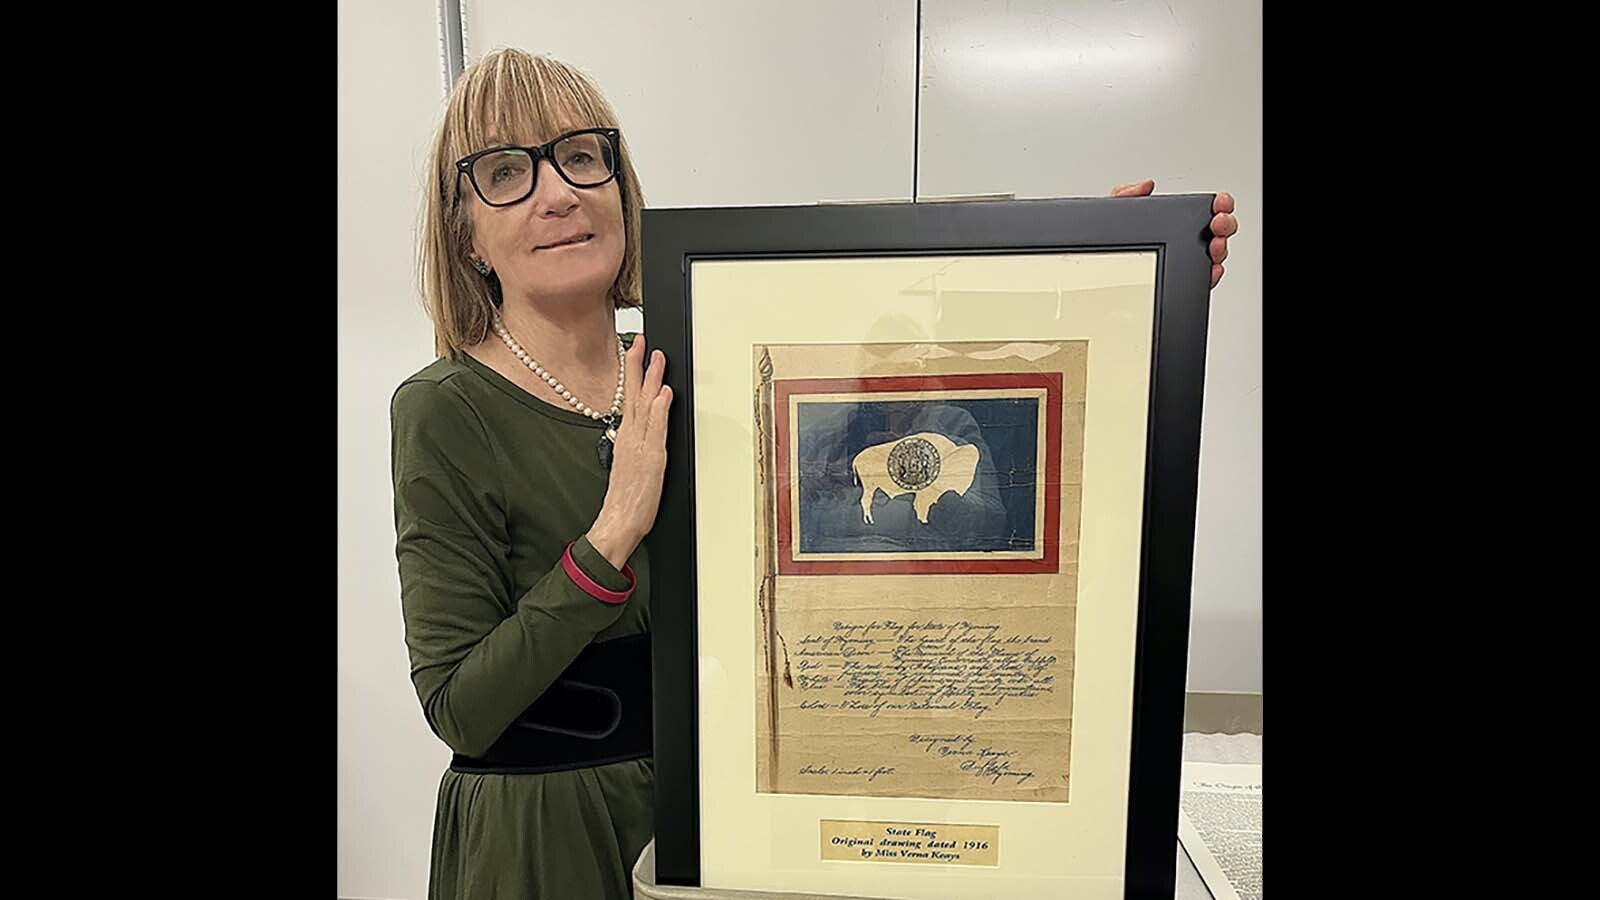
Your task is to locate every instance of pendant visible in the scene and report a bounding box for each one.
[597,427,618,469]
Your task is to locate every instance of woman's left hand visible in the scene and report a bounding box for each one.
[1111,180,1238,289]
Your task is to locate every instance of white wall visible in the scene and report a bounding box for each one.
[917,0,1262,693]
[337,1,453,898]
[339,3,1259,897]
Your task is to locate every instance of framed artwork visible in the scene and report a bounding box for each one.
[645,195,1214,900]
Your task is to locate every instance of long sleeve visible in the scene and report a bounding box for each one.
[390,378,633,757]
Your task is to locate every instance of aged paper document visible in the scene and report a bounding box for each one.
[753,339,1085,802]
[693,251,1160,898]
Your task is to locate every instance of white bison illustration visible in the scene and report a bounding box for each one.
[850,432,979,525]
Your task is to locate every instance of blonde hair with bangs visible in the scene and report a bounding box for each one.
[417,49,644,359]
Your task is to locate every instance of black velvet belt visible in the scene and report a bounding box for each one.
[450,633,652,775]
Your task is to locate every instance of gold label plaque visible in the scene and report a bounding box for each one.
[819,819,999,866]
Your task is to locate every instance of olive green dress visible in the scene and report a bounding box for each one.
[390,338,652,900]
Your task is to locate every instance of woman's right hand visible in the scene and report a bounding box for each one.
[587,336,672,570]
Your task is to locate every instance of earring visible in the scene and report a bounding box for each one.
[472,258,491,276]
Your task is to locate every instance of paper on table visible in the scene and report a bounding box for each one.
[1177,762,1262,900]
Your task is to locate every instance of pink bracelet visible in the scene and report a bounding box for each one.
[562,542,636,604]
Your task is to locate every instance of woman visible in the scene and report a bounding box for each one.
[392,48,1238,900]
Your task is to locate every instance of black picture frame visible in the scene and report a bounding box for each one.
[644,195,1213,900]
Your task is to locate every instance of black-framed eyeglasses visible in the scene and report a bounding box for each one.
[453,127,621,208]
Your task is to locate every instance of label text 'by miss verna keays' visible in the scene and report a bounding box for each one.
[819,819,1000,866]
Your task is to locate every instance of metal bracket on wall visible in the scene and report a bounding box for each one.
[438,0,467,95]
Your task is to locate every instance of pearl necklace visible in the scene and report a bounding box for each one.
[491,312,627,466]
